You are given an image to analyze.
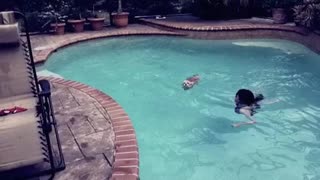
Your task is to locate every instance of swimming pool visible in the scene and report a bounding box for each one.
[40,36,320,180]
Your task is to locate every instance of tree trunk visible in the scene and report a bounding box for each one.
[118,0,122,13]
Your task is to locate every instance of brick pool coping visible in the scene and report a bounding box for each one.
[32,22,319,65]
[140,18,308,35]
[43,77,139,180]
[33,29,184,64]
[139,18,320,54]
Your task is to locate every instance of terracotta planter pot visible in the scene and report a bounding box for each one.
[112,12,129,28]
[68,19,86,32]
[272,8,287,24]
[50,23,66,35]
[88,18,105,31]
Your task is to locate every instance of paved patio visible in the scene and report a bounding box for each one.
[34,78,139,180]
[49,82,114,180]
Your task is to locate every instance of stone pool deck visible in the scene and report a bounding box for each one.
[50,81,114,180]
[44,78,139,180]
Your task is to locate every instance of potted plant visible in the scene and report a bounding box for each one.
[272,1,288,24]
[88,13,106,30]
[67,8,86,32]
[50,11,67,35]
[264,0,298,24]
[67,0,88,32]
[111,0,129,27]
[88,1,106,30]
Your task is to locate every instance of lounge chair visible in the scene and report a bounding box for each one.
[0,11,65,179]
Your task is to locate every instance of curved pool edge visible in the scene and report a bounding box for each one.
[140,19,320,54]
[42,76,140,180]
[33,30,185,64]
[140,18,308,35]
[32,24,320,65]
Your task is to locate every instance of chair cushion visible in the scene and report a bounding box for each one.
[0,23,19,44]
[0,45,33,98]
[0,95,45,171]
[0,12,16,25]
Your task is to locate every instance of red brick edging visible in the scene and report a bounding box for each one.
[42,77,139,180]
[34,31,184,64]
[139,19,320,54]
[140,19,309,35]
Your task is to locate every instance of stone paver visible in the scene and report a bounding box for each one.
[51,83,115,180]
[42,77,140,180]
[54,154,112,180]
[76,131,114,158]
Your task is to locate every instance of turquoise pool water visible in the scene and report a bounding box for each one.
[41,36,320,180]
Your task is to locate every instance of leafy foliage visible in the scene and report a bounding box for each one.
[125,0,179,16]
[262,0,300,9]
[13,0,69,32]
[68,0,94,19]
[7,0,319,31]
[13,0,49,12]
[293,0,320,29]
[193,0,257,19]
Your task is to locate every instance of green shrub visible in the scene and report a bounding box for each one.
[193,0,224,19]
[262,0,299,9]
[23,2,69,32]
[193,0,254,19]
[180,0,195,13]
[14,0,49,12]
[293,0,320,29]
[126,0,179,16]
[25,11,55,32]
